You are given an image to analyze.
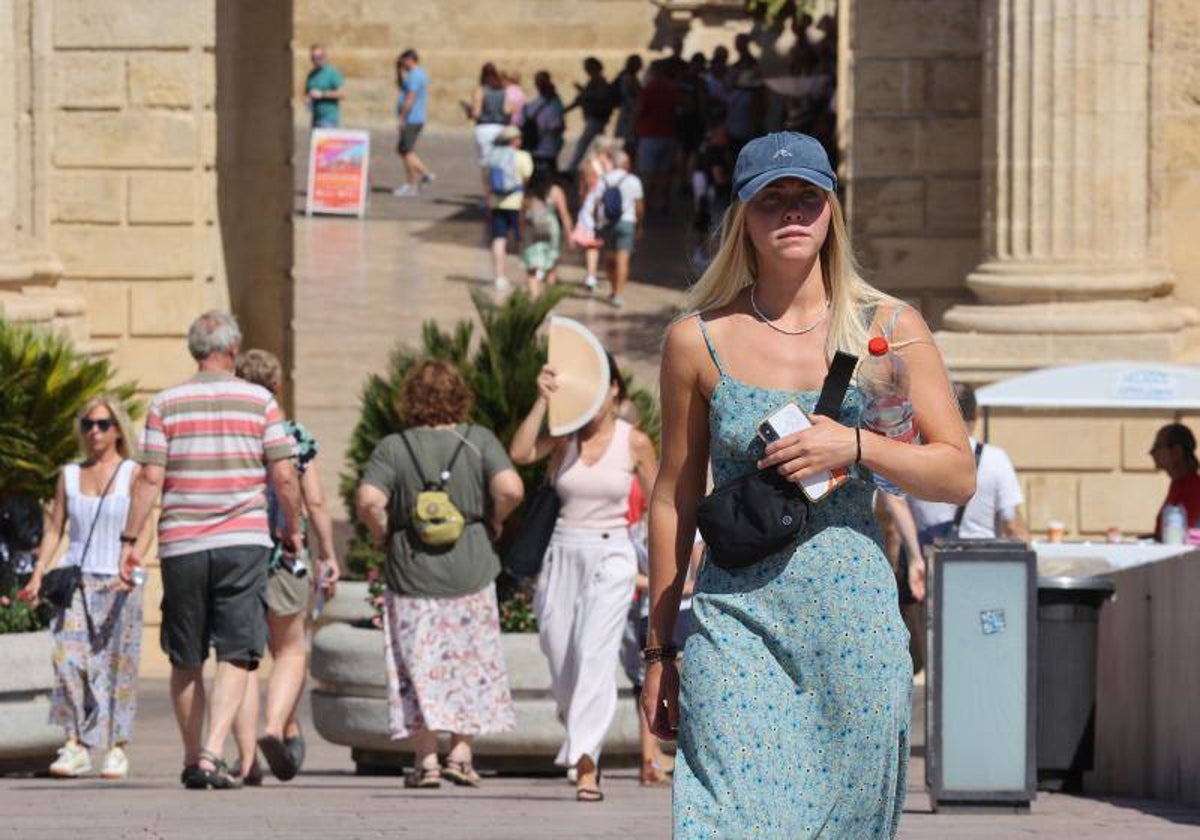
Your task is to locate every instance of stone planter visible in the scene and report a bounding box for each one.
[0,631,63,773]
[310,618,642,774]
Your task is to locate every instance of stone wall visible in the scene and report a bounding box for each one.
[293,0,689,131]
[840,0,983,323]
[1153,0,1200,319]
[45,0,226,393]
[987,410,1188,540]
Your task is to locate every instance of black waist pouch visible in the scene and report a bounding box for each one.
[695,351,858,570]
[697,469,808,569]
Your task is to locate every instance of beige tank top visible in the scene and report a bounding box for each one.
[555,419,634,530]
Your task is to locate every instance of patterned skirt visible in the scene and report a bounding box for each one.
[382,584,516,739]
[49,573,143,749]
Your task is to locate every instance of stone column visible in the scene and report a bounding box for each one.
[938,0,1198,381]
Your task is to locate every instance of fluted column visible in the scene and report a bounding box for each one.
[939,0,1197,378]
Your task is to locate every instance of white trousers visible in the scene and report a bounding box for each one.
[535,526,637,767]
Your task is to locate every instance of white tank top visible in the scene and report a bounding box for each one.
[555,419,635,530]
[63,460,135,576]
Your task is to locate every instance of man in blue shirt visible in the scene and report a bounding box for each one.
[305,44,344,128]
[393,49,436,197]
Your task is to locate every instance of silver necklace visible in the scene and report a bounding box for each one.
[749,286,830,336]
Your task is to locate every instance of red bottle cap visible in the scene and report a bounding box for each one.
[868,336,889,356]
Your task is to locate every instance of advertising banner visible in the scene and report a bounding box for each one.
[306,129,370,217]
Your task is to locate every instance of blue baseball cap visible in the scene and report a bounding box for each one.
[733,132,837,202]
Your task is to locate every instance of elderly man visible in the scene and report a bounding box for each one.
[305,43,344,128]
[119,312,303,789]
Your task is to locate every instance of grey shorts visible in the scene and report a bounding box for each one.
[397,123,424,155]
[159,545,269,670]
[603,219,637,253]
[266,565,313,617]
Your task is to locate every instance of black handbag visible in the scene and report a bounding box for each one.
[697,352,858,570]
[501,483,560,579]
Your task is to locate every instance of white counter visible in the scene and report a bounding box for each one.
[1034,541,1195,574]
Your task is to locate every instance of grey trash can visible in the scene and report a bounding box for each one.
[1036,575,1115,792]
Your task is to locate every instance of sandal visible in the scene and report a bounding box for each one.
[442,759,482,787]
[404,765,442,789]
[258,734,298,782]
[231,758,263,787]
[640,759,670,787]
[186,749,242,790]
[576,766,604,802]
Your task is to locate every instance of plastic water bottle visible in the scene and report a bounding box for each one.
[1162,504,1187,545]
[859,336,918,495]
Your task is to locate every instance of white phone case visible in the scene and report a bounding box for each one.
[758,402,834,502]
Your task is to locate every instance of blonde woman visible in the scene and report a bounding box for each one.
[231,349,339,784]
[644,132,975,838]
[20,394,150,780]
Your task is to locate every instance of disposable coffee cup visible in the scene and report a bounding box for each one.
[1047,520,1065,543]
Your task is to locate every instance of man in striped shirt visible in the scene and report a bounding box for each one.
[119,311,303,789]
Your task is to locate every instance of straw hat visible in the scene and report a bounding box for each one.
[547,316,610,436]
[495,125,521,145]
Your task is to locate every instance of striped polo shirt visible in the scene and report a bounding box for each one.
[140,370,294,558]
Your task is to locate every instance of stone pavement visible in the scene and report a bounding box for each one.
[2,678,1199,839]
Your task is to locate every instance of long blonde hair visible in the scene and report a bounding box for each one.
[74,393,138,461]
[684,190,897,361]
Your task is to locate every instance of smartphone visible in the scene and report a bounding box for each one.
[757,402,847,502]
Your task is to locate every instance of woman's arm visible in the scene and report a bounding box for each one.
[644,318,712,738]
[355,483,391,547]
[487,468,525,539]
[760,306,974,504]
[18,474,68,601]
[300,461,340,592]
[630,427,658,501]
[508,365,560,466]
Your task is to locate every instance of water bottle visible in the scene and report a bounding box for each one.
[859,336,918,495]
[1162,504,1187,545]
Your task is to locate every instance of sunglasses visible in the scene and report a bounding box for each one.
[80,418,115,432]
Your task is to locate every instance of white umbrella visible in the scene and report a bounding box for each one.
[975,362,1200,410]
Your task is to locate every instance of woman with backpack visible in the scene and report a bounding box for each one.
[19,394,150,780]
[469,62,516,197]
[355,360,526,789]
[522,168,574,295]
[521,71,567,174]
[509,354,658,802]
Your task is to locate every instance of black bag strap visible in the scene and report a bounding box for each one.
[951,442,985,531]
[75,460,126,643]
[814,351,858,418]
[398,428,470,490]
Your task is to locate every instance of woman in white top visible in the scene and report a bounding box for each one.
[510,353,657,802]
[20,393,151,780]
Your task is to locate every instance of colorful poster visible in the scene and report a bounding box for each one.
[306,129,370,217]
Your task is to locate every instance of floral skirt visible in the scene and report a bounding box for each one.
[50,573,143,749]
[383,584,516,739]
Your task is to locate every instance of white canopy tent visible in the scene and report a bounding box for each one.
[974,361,1200,439]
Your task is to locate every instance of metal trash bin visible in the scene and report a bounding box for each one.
[927,539,1036,813]
[1036,575,1115,792]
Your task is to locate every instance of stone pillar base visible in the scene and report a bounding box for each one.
[966,262,1173,305]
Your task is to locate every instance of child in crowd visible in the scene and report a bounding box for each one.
[522,169,574,295]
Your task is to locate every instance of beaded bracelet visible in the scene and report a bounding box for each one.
[642,645,679,664]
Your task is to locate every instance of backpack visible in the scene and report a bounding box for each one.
[487,146,524,198]
[398,429,473,548]
[526,198,555,242]
[596,174,627,231]
[520,99,549,151]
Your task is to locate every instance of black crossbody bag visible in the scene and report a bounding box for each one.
[696,352,858,570]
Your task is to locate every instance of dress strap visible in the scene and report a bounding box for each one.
[882,304,906,341]
[63,463,80,497]
[694,314,725,374]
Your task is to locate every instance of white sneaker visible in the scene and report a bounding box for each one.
[583,275,598,293]
[49,740,91,778]
[609,294,625,309]
[494,276,512,291]
[392,184,419,197]
[100,746,129,780]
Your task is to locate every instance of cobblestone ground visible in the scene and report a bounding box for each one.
[4,128,1194,839]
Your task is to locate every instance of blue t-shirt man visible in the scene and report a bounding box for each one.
[401,65,429,126]
[306,62,344,128]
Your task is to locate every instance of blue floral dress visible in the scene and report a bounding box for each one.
[673,315,912,839]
